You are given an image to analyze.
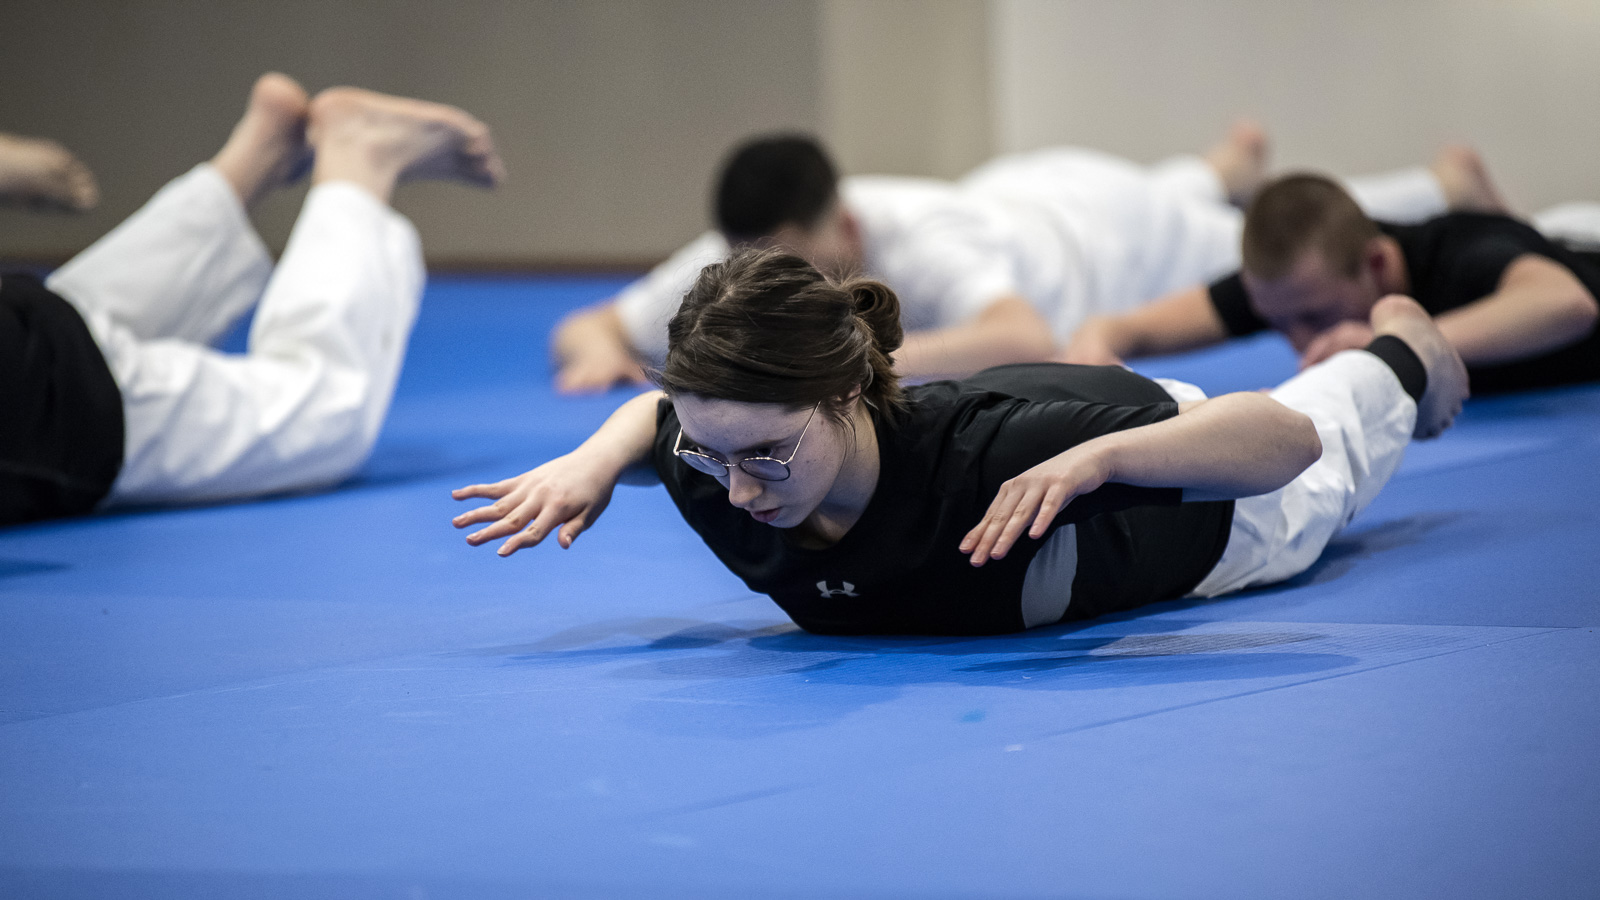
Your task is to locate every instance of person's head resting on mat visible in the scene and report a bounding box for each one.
[652,248,903,530]
[1241,173,1411,353]
[715,135,865,281]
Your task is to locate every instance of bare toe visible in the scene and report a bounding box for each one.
[307,87,505,199]
[210,72,312,205]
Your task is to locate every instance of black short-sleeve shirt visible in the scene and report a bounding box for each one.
[1209,213,1600,394]
[0,273,124,525]
[652,363,1234,635]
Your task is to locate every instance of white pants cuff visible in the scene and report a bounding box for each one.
[1187,350,1416,598]
[48,163,273,346]
[80,176,424,507]
[1342,166,1448,225]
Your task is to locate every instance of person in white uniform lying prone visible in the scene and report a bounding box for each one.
[459,248,1469,636]
[551,129,1499,391]
[0,72,505,526]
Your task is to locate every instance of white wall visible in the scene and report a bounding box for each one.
[992,0,1600,212]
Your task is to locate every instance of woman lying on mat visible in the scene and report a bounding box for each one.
[453,248,1467,635]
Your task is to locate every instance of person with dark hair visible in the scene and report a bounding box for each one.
[2,73,504,526]
[1062,173,1600,396]
[459,248,1468,636]
[550,128,1488,394]
[712,135,839,243]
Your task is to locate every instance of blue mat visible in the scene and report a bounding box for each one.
[3,275,1597,899]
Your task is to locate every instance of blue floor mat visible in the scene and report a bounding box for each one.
[3,275,1597,899]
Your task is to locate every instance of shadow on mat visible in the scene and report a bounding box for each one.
[1239,510,1471,595]
[0,558,69,580]
[473,614,1355,685]
[477,616,1359,738]
[615,624,1356,738]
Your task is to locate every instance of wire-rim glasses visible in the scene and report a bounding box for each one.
[673,403,819,482]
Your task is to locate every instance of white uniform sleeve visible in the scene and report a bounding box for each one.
[846,178,1022,331]
[876,213,1020,329]
[614,231,730,363]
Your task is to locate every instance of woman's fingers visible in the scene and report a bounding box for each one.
[507,502,574,554]
[960,482,1017,556]
[466,507,533,546]
[1028,484,1071,539]
[964,483,1027,566]
[452,501,509,529]
[963,478,1082,565]
[451,480,511,501]
[557,510,594,548]
[984,486,1047,561]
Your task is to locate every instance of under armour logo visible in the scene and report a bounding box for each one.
[817,580,859,598]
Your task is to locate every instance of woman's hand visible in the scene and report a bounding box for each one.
[959,445,1112,566]
[452,452,621,556]
[453,390,664,556]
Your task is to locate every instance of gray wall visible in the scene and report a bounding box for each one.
[0,0,820,266]
[820,0,993,180]
[3,0,1595,268]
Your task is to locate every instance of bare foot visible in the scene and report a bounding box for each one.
[210,72,312,208]
[0,133,99,212]
[1430,145,1508,215]
[306,87,505,203]
[1205,119,1269,207]
[1370,294,1469,439]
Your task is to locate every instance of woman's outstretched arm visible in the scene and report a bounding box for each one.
[961,392,1322,565]
[452,390,665,556]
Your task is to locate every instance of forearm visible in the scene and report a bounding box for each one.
[580,390,665,483]
[1086,286,1230,361]
[1093,392,1321,498]
[552,303,633,364]
[896,295,1056,379]
[1433,256,1599,365]
[960,390,1320,564]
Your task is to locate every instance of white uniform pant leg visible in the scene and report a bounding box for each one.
[1148,155,1229,205]
[1533,202,1600,250]
[1188,350,1417,597]
[966,148,1245,329]
[1341,167,1448,225]
[1071,155,1449,306]
[1105,160,1450,310]
[1151,155,1449,226]
[102,181,424,507]
[46,164,272,345]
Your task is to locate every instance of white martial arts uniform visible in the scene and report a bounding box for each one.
[614,148,1448,361]
[1533,201,1600,251]
[46,163,423,507]
[1154,349,1416,598]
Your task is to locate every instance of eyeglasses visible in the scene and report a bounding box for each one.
[674,403,819,482]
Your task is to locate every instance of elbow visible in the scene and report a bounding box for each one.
[1565,290,1600,339]
[1291,410,1323,473]
[1259,395,1321,486]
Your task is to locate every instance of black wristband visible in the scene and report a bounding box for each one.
[1363,335,1428,405]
